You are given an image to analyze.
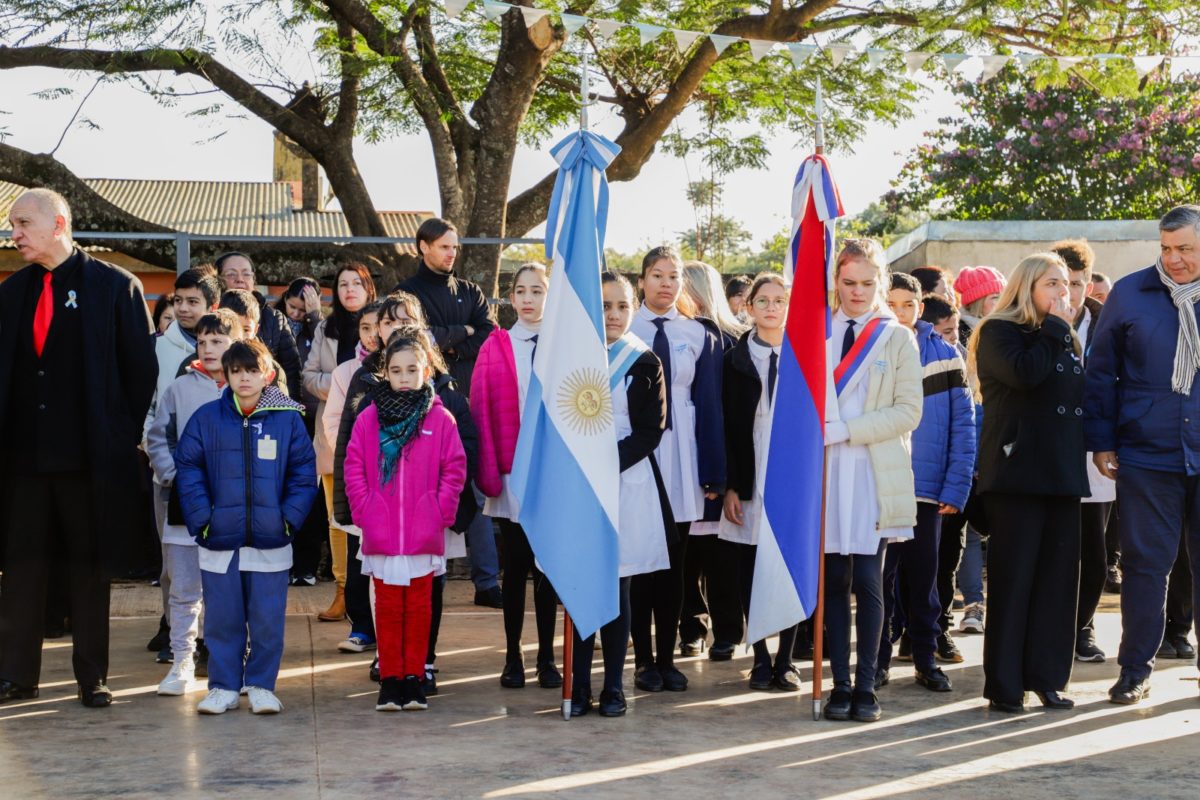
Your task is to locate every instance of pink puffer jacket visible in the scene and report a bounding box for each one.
[470,329,521,497]
[344,396,467,557]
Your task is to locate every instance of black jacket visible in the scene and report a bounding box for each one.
[621,349,677,543]
[254,291,303,401]
[0,251,157,573]
[722,331,763,501]
[395,262,495,396]
[975,316,1089,497]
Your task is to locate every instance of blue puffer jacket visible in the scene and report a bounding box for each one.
[175,385,318,550]
[911,321,976,511]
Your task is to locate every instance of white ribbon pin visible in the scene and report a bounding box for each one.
[65,290,79,309]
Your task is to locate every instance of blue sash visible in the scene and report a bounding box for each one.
[608,333,650,391]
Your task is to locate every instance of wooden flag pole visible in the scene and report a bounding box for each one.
[811,75,828,723]
[562,611,575,720]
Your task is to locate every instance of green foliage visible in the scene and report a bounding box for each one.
[891,67,1200,220]
[841,200,928,247]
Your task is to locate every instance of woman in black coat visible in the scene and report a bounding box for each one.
[969,252,1089,713]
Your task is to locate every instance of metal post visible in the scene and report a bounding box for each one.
[174,232,190,275]
[579,50,591,131]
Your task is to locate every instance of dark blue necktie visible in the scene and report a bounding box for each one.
[840,319,857,361]
[767,350,778,408]
[652,317,673,429]
[530,333,538,366]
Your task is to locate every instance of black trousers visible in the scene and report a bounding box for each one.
[631,523,690,668]
[736,543,796,668]
[573,577,632,695]
[982,493,1080,703]
[937,508,967,632]
[880,503,943,672]
[498,519,558,665]
[1165,537,1193,639]
[0,472,110,688]
[824,542,886,692]
[1105,503,1122,568]
[344,533,374,637]
[292,482,327,577]
[427,574,446,665]
[679,534,743,646]
[1077,502,1112,636]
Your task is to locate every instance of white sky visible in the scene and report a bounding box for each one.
[0,65,958,253]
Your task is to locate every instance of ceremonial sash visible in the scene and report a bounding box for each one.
[608,333,650,392]
[833,315,898,398]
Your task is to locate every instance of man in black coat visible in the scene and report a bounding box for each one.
[0,188,157,707]
[215,252,303,398]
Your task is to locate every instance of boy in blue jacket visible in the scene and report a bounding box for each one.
[878,274,976,692]
[175,339,318,715]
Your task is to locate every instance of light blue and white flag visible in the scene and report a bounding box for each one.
[510,130,623,639]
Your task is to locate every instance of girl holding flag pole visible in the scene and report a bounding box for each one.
[629,246,726,694]
[822,239,923,723]
[568,272,673,717]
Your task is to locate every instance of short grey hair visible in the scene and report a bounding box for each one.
[1160,205,1200,236]
[15,187,73,236]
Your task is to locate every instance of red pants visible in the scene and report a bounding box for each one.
[373,575,433,680]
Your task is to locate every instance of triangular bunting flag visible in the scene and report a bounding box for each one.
[904,52,932,75]
[748,39,776,62]
[560,13,587,35]
[481,0,509,21]
[866,48,888,69]
[635,22,665,46]
[1132,55,1164,77]
[1015,52,1041,70]
[827,44,854,67]
[672,29,703,53]
[942,53,972,73]
[979,54,1010,81]
[518,6,549,27]
[444,0,470,19]
[592,18,623,40]
[1056,56,1082,69]
[710,34,740,56]
[787,43,818,68]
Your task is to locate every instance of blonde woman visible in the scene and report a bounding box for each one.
[969,253,1088,713]
[822,238,923,723]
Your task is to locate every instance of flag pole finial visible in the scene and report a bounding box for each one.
[814,75,825,155]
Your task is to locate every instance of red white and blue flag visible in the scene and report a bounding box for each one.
[746,154,844,643]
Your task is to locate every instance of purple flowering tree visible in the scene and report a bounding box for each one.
[890,68,1200,220]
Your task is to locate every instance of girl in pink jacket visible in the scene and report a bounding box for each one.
[344,334,467,712]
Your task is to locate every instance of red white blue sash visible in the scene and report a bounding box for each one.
[833,314,898,398]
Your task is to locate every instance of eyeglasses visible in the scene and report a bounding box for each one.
[752,297,788,309]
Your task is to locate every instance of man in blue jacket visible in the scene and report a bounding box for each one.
[1085,204,1200,704]
[878,274,976,692]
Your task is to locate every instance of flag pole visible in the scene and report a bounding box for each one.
[810,74,829,723]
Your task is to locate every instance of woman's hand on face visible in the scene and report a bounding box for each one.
[723,490,743,526]
[1049,295,1075,325]
[302,285,322,314]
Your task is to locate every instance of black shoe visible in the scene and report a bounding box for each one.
[536,663,563,689]
[474,586,504,609]
[748,662,774,691]
[598,689,627,717]
[1104,565,1122,594]
[1109,674,1150,705]
[500,660,526,688]
[660,665,688,692]
[402,675,428,710]
[634,664,663,692]
[1156,638,1178,659]
[895,633,913,662]
[44,619,66,639]
[570,688,593,717]
[936,633,964,664]
[1169,635,1196,660]
[0,679,39,704]
[709,641,736,661]
[369,657,381,683]
[989,698,1025,713]
[1075,632,1106,663]
[194,639,209,678]
[875,667,890,688]
[772,664,802,692]
[680,638,705,657]
[156,644,173,664]
[78,683,113,708]
[792,636,814,661]
[851,690,882,722]
[1034,690,1074,709]
[376,677,404,711]
[422,666,438,696]
[824,686,853,721]
[914,666,953,692]
[147,616,170,652]
[291,573,317,587]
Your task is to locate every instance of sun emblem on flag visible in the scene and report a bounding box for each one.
[556,368,612,436]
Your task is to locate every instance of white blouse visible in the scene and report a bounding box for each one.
[484,320,540,521]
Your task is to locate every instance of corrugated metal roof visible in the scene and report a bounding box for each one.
[0,179,430,252]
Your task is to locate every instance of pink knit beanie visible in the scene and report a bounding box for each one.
[954,266,1007,308]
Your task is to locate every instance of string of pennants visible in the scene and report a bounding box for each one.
[441,0,1178,81]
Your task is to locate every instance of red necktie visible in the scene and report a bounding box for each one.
[33,271,54,357]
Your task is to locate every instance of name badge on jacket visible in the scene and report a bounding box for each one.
[258,435,278,460]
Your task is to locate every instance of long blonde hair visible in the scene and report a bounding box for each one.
[834,238,889,313]
[683,260,750,337]
[967,252,1082,401]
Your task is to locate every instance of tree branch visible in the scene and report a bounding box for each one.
[331,16,362,138]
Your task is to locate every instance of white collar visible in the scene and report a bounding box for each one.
[638,303,679,322]
[833,308,874,326]
[748,335,781,359]
[510,319,540,340]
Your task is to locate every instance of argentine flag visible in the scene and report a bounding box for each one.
[509,130,623,639]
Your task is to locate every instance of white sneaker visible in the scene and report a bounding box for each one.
[246,686,283,714]
[196,687,240,714]
[157,658,196,696]
[960,603,985,634]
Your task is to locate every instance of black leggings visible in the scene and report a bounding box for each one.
[630,523,690,668]
[1077,502,1111,636]
[498,519,558,666]
[737,542,796,669]
[427,574,446,666]
[345,534,374,637]
[573,577,632,695]
[824,543,886,692]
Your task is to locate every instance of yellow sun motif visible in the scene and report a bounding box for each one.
[556,368,613,436]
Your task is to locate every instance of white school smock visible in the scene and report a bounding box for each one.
[484,320,540,521]
[717,337,779,546]
[611,366,671,577]
[824,310,913,555]
[631,305,707,524]
[199,544,292,574]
